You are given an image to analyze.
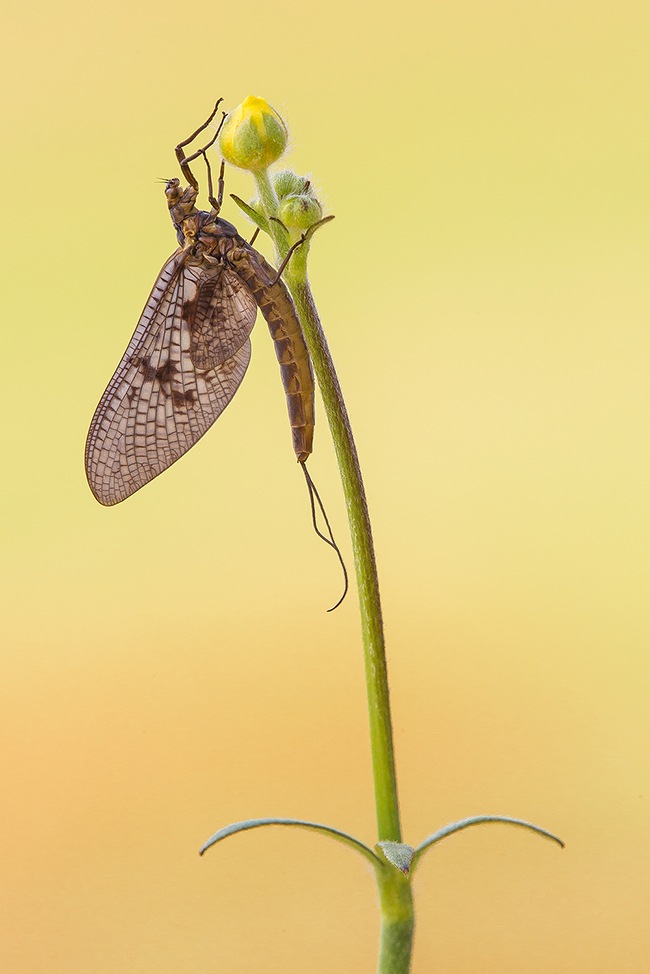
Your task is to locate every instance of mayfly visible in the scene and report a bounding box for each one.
[85,101,347,607]
[85,101,315,506]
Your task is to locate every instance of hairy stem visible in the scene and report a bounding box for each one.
[286,278,402,843]
[376,868,416,974]
[253,168,414,972]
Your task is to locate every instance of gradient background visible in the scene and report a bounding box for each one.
[2,0,650,970]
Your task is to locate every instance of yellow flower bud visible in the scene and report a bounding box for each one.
[218,96,288,172]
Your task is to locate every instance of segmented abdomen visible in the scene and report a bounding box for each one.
[231,245,315,461]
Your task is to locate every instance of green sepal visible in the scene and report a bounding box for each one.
[199,817,383,868]
[376,841,415,876]
[229,194,270,234]
[410,815,565,873]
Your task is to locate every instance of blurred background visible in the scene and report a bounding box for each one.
[2,0,649,970]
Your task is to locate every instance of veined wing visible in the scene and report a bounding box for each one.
[188,265,259,370]
[85,251,257,506]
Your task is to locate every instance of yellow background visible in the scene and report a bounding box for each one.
[2,0,650,970]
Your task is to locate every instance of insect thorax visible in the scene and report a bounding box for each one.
[165,177,241,254]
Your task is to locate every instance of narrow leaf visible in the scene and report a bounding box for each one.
[229,195,270,233]
[200,817,383,867]
[411,815,564,872]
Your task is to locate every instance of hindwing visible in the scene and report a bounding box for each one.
[188,265,258,370]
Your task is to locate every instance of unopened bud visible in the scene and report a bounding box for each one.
[218,95,288,172]
[273,170,311,200]
[277,193,323,232]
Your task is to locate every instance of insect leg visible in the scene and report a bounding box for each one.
[269,215,336,284]
[203,154,225,214]
[269,231,309,284]
[301,463,349,612]
[175,98,225,189]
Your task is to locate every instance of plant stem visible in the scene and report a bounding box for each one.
[252,169,286,256]
[376,868,416,974]
[253,167,415,972]
[289,276,415,974]
[286,277,402,843]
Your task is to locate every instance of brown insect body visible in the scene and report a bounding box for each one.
[85,177,314,506]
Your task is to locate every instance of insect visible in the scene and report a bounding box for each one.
[85,101,315,506]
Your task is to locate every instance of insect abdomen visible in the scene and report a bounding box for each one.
[231,247,315,462]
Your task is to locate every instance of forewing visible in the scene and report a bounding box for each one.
[85,252,252,505]
[189,266,257,370]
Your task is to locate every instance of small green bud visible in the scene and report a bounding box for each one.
[218,95,288,172]
[277,194,323,232]
[272,170,311,200]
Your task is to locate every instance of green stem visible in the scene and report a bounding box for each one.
[252,169,286,256]
[290,276,415,974]
[286,278,402,844]
[376,868,416,974]
[253,167,414,973]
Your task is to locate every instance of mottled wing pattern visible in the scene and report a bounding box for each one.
[85,251,255,505]
[189,266,257,370]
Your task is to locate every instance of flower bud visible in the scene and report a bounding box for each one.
[277,193,323,232]
[218,95,288,172]
[273,170,310,200]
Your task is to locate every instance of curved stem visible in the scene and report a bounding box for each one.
[286,279,402,845]
[253,168,403,843]
[252,167,414,972]
[290,277,415,974]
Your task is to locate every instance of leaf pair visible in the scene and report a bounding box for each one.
[199,814,564,878]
